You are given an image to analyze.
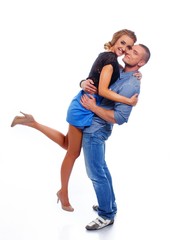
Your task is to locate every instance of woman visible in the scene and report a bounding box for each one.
[11,29,138,212]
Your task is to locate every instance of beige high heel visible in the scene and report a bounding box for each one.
[11,111,35,127]
[56,191,74,212]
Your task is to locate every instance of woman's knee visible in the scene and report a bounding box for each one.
[67,148,81,159]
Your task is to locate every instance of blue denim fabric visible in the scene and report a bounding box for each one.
[82,124,117,220]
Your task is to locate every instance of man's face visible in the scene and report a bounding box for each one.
[122,45,145,67]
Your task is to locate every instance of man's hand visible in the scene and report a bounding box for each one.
[80,94,96,110]
[81,79,97,94]
[81,93,116,123]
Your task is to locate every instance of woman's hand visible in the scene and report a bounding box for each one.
[133,71,142,80]
[129,93,138,106]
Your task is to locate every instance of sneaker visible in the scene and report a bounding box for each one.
[92,205,98,211]
[85,216,114,230]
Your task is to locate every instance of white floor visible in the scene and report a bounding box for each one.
[0,119,169,240]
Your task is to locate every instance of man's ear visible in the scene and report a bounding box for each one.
[138,59,146,67]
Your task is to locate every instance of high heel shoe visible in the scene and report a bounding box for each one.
[56,191,74,212]
[11,111,35,127]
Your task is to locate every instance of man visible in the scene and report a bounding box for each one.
[80,44,151,230]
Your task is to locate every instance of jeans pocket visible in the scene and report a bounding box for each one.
[95,126,112,141]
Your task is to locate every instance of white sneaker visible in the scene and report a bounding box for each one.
[92,205,98,211]
[86,216,114,230]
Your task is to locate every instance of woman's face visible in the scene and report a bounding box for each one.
[113,35,134,57]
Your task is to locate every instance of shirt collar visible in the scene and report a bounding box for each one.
[119,69,138,79]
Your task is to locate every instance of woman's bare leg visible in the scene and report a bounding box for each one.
[57,124,82,209]
[11,112,68,149]
[11,113,82,210]
[27,121,69,149]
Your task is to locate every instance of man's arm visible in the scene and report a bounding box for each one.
[80,94,116,123]
[81,79,140,125]
[80,79,97,94]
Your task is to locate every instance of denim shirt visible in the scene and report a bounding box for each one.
[83,69,140,133]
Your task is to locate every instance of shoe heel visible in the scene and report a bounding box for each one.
[56,191,74,212]
[56,192,59,203]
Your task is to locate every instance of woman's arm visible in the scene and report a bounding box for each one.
[98,65,138,106]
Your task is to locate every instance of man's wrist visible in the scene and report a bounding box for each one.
[90,104,97,113]
[79,79,85,88]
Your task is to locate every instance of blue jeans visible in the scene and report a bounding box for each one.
[82,125,117,220]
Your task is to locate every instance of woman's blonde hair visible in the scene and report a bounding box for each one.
[104,29,137,50]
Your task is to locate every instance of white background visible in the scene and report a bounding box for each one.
[0,1,169,240]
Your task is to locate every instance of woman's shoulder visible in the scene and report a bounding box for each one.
[99,51,116,57]
[99,51,118,64]
[97,51,117,61]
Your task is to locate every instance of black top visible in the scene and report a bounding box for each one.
[87,51,120,88]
